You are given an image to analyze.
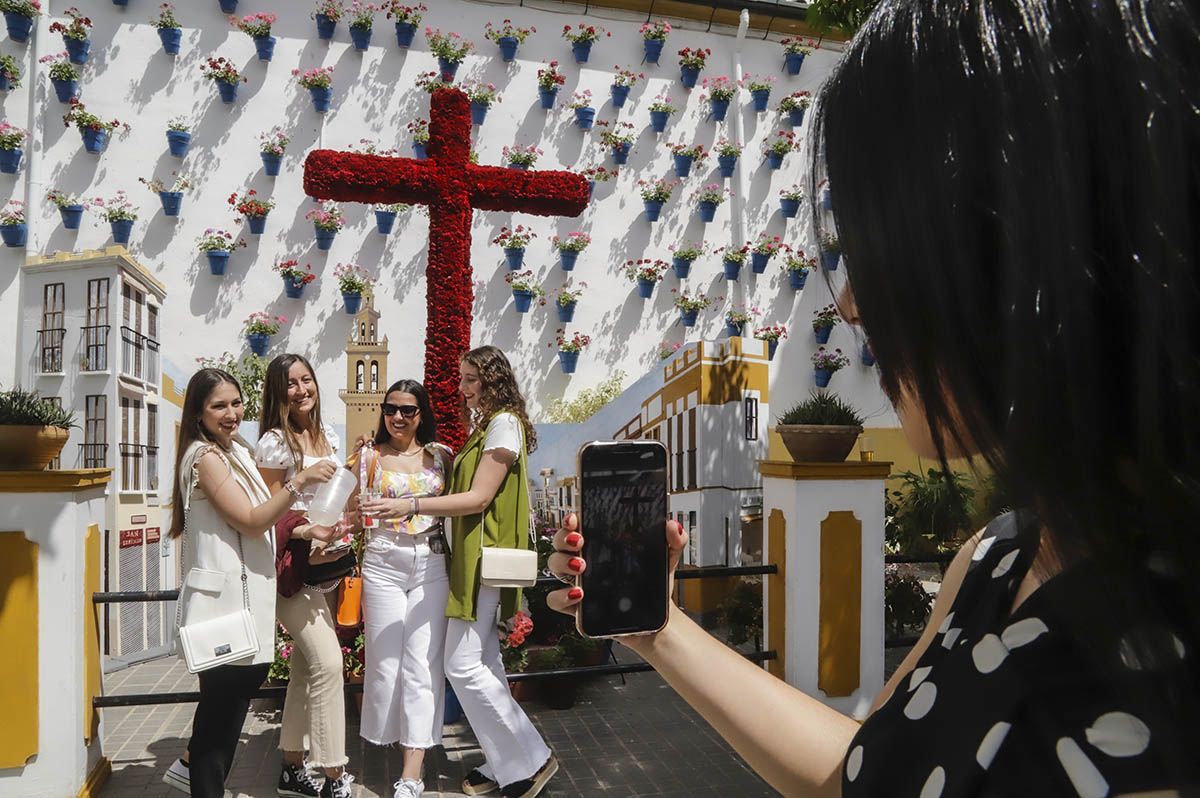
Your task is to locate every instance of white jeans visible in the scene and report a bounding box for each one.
[445,586,552,788]
[360,530,450,748]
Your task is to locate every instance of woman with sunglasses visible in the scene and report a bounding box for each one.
[347,380,453,798]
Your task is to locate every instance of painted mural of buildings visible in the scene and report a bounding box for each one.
[339,291,389,447]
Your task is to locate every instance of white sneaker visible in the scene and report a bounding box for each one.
[393,778,425,798]
[162,758,189,794]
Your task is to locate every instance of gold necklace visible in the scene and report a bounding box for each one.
[383,441,423,457]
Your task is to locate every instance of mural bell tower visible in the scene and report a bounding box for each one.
[339,291,389,446]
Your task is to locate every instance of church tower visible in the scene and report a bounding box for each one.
[339,291,389,447]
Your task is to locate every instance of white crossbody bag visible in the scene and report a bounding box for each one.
[477,429,538,589]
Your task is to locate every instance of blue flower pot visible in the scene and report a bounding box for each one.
[508,162,529,171]
[0,147,21,174]
[814,326,832,344]
[437,58,459,81]
[412,141,427,160]
[822,187,833,210]
[261,151,282,176]
[159,191,183,217]
[767,340,779,360]
[789,106,807,127]
[497,36,518,62]
[350,26,372,51]
[51,78,78,103]
[611,142,631,164]
[788,269,808,291]
[206,250,230,275]
[220,0,239,12]
[538,86,558,109]
[643,199,664,222]
[394,21,416,48]
[113,0,130,6]
[4,13,33,43]
[587,181,595,199]
[814,367,833,388]
[751,252,770,273]
[559,249,579,271]
[246,332,270,357]
[784,51,806,75]
[343,292,363,314]
[159,26,182,55]
[637,278,655,299]
[0,222,26,247]
[649,109,669,133]
[167,130,192,157]
[679,308,698,327]
[65,37,91,64]
[820,250,841,271]
[861,342,876,366]
[672,153,694,177]
[0,74,9,91]
[374,209,396,235]
[283,276,307,298]
[110,218,134,244]
[314,226,337,250]
[59,204,84,229]
[780,197,800,218]
[766,151,785,169]
[680,65,700,89]
[556,301,576,323]
[503,247,525,270]
[751,88,771,112]
[574,107,596,130]
[217,80,239,104]
[718,154,737,177]
[81,127,110,154]
[698,200,717,223]
[643,37,664,64]
[512,289,535,313]
[671,257,692,279]
[315,13,336,40]
[610,83,630,108]
[723,259,741,280]
[725,321,744,338]
[558,350,579,374]
[310,86,333,113]
[247,214,267,234]
[253,35,276,61]
[709,98,730,121]
[470,101,489,126]
[571,40,592,64]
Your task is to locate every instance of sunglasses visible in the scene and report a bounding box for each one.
[381,403,420,419]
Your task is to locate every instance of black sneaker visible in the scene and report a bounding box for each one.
[462,767,499,795]
[319,772,355,798]
[499,755,559,798]
[277,761,323,798]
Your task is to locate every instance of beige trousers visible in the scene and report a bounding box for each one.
[276,588,347,768]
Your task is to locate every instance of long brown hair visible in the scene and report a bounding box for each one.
[259,354,330,468]
[169,368,241,538]
[460,345,537,453]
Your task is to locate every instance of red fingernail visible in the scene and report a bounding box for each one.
[565,533,581,547]
[568,587,583,600]
[568,557,584,572]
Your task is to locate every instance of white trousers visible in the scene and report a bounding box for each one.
[445,586,552,788]
[360,531,450,748]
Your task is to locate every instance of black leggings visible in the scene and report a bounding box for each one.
[187,662,269,798]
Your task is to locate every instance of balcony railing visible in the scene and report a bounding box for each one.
[120,443,144,492]
[79,442,108,470]
[80,325,110,371]
[38,328,66,374]
[146,445,159,493]
[121,326,144,381]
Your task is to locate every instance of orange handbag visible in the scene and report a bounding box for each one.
[336,569,363,628]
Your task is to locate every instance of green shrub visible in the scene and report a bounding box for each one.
[886,468,977,554]
[885,564,933,636]
[0,386,75,429]
[717,578,763,648]
[544,370,625,423]
[777,390,864,427]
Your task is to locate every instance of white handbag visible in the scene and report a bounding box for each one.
[478,433,538,589]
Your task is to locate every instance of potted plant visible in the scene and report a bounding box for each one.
[40,52,79,103]
[346,0,376,50]
[0,122,25,174]
[218,0,238,12]
[597,120,636,164]
[721,244,749,280]
[714,137,743,178]
[700,76,737,121]
[742,73,777,112]
[535,60,566,109]
[165,116,192,157]
[668,141,706,177]
[312,0,342,40]
[550,231,590,271]
[780,37,815,75]
[406,118,429,158]
[0,387,75,471]
[754,324,787,360]
[504,269,546,313]
[229,188,274,234]
[46,189,84,229]
[244,311,286,356]
[751,234,784,272]
[502,143,542,171]
[385,2,426,48]
[275,259,316,299]
[258,125,289,176]
[638,178,676,222]
[424,27,472,80]
[294,66,335,113]
[609,66,644,108]
[372,202,407,235]
[764,130,798,169]
[306,202,344,250]
[50,7,92,64]
[0,199,26,247]
[1,0,40,44]
[92,191,137,244]
[819,232,842,270]
[657,340,682,359]
[811,347,851,388]
[566,90,596,130]
[780,89,813,127]
[333,262,374,313]
[463,80,500,126]
[776,390,864,461]
[811,303,841,344]
[624,258,667,299]
[861,341,876,367]
[153,3,183,55]
[779,186,803,218]
[640,19,670,63]
[499,611,533,699]
[231,11,277,61]
[668,241,704,278]
[581,165,616,199]
[671,289,712,327]
[695,183,730,223]
[139,171,191,217]
[197,228,246,275]
[677,46,711,89]
[552,282,585,323]
[645,93,677,133]
[724,303,759,337]
[553,330,590,374]
[493,225,536,270]
[784,250,815,290]
[0,53,21,90]
[561,22,607,64]
[200,56,247,104]
[484,18,534,62]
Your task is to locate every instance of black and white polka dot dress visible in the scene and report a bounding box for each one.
[843,512,1197,797]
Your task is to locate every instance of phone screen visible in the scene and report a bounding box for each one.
[578,441,669,637]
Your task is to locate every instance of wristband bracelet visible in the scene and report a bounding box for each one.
[283,480,302,500]
[412,496,420,516]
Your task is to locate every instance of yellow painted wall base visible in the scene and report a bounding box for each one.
[818,512,862,698]
[84,524,102,744]
[766,510,787,680]
[77,756,111,798]
[0,530,39,768]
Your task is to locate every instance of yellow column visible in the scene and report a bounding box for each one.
[818,511,862,697]
[83,523,102,744]
[766,509,787,679]
[0,529,39,768]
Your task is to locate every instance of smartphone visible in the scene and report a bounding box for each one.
[576,440,669,638]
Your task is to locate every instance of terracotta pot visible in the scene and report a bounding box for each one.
[509,679,538,703]
[0,426,69,471]
[775,424,862,463]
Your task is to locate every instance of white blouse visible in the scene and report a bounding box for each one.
[482,412,524,455]
[254,424,342,511]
